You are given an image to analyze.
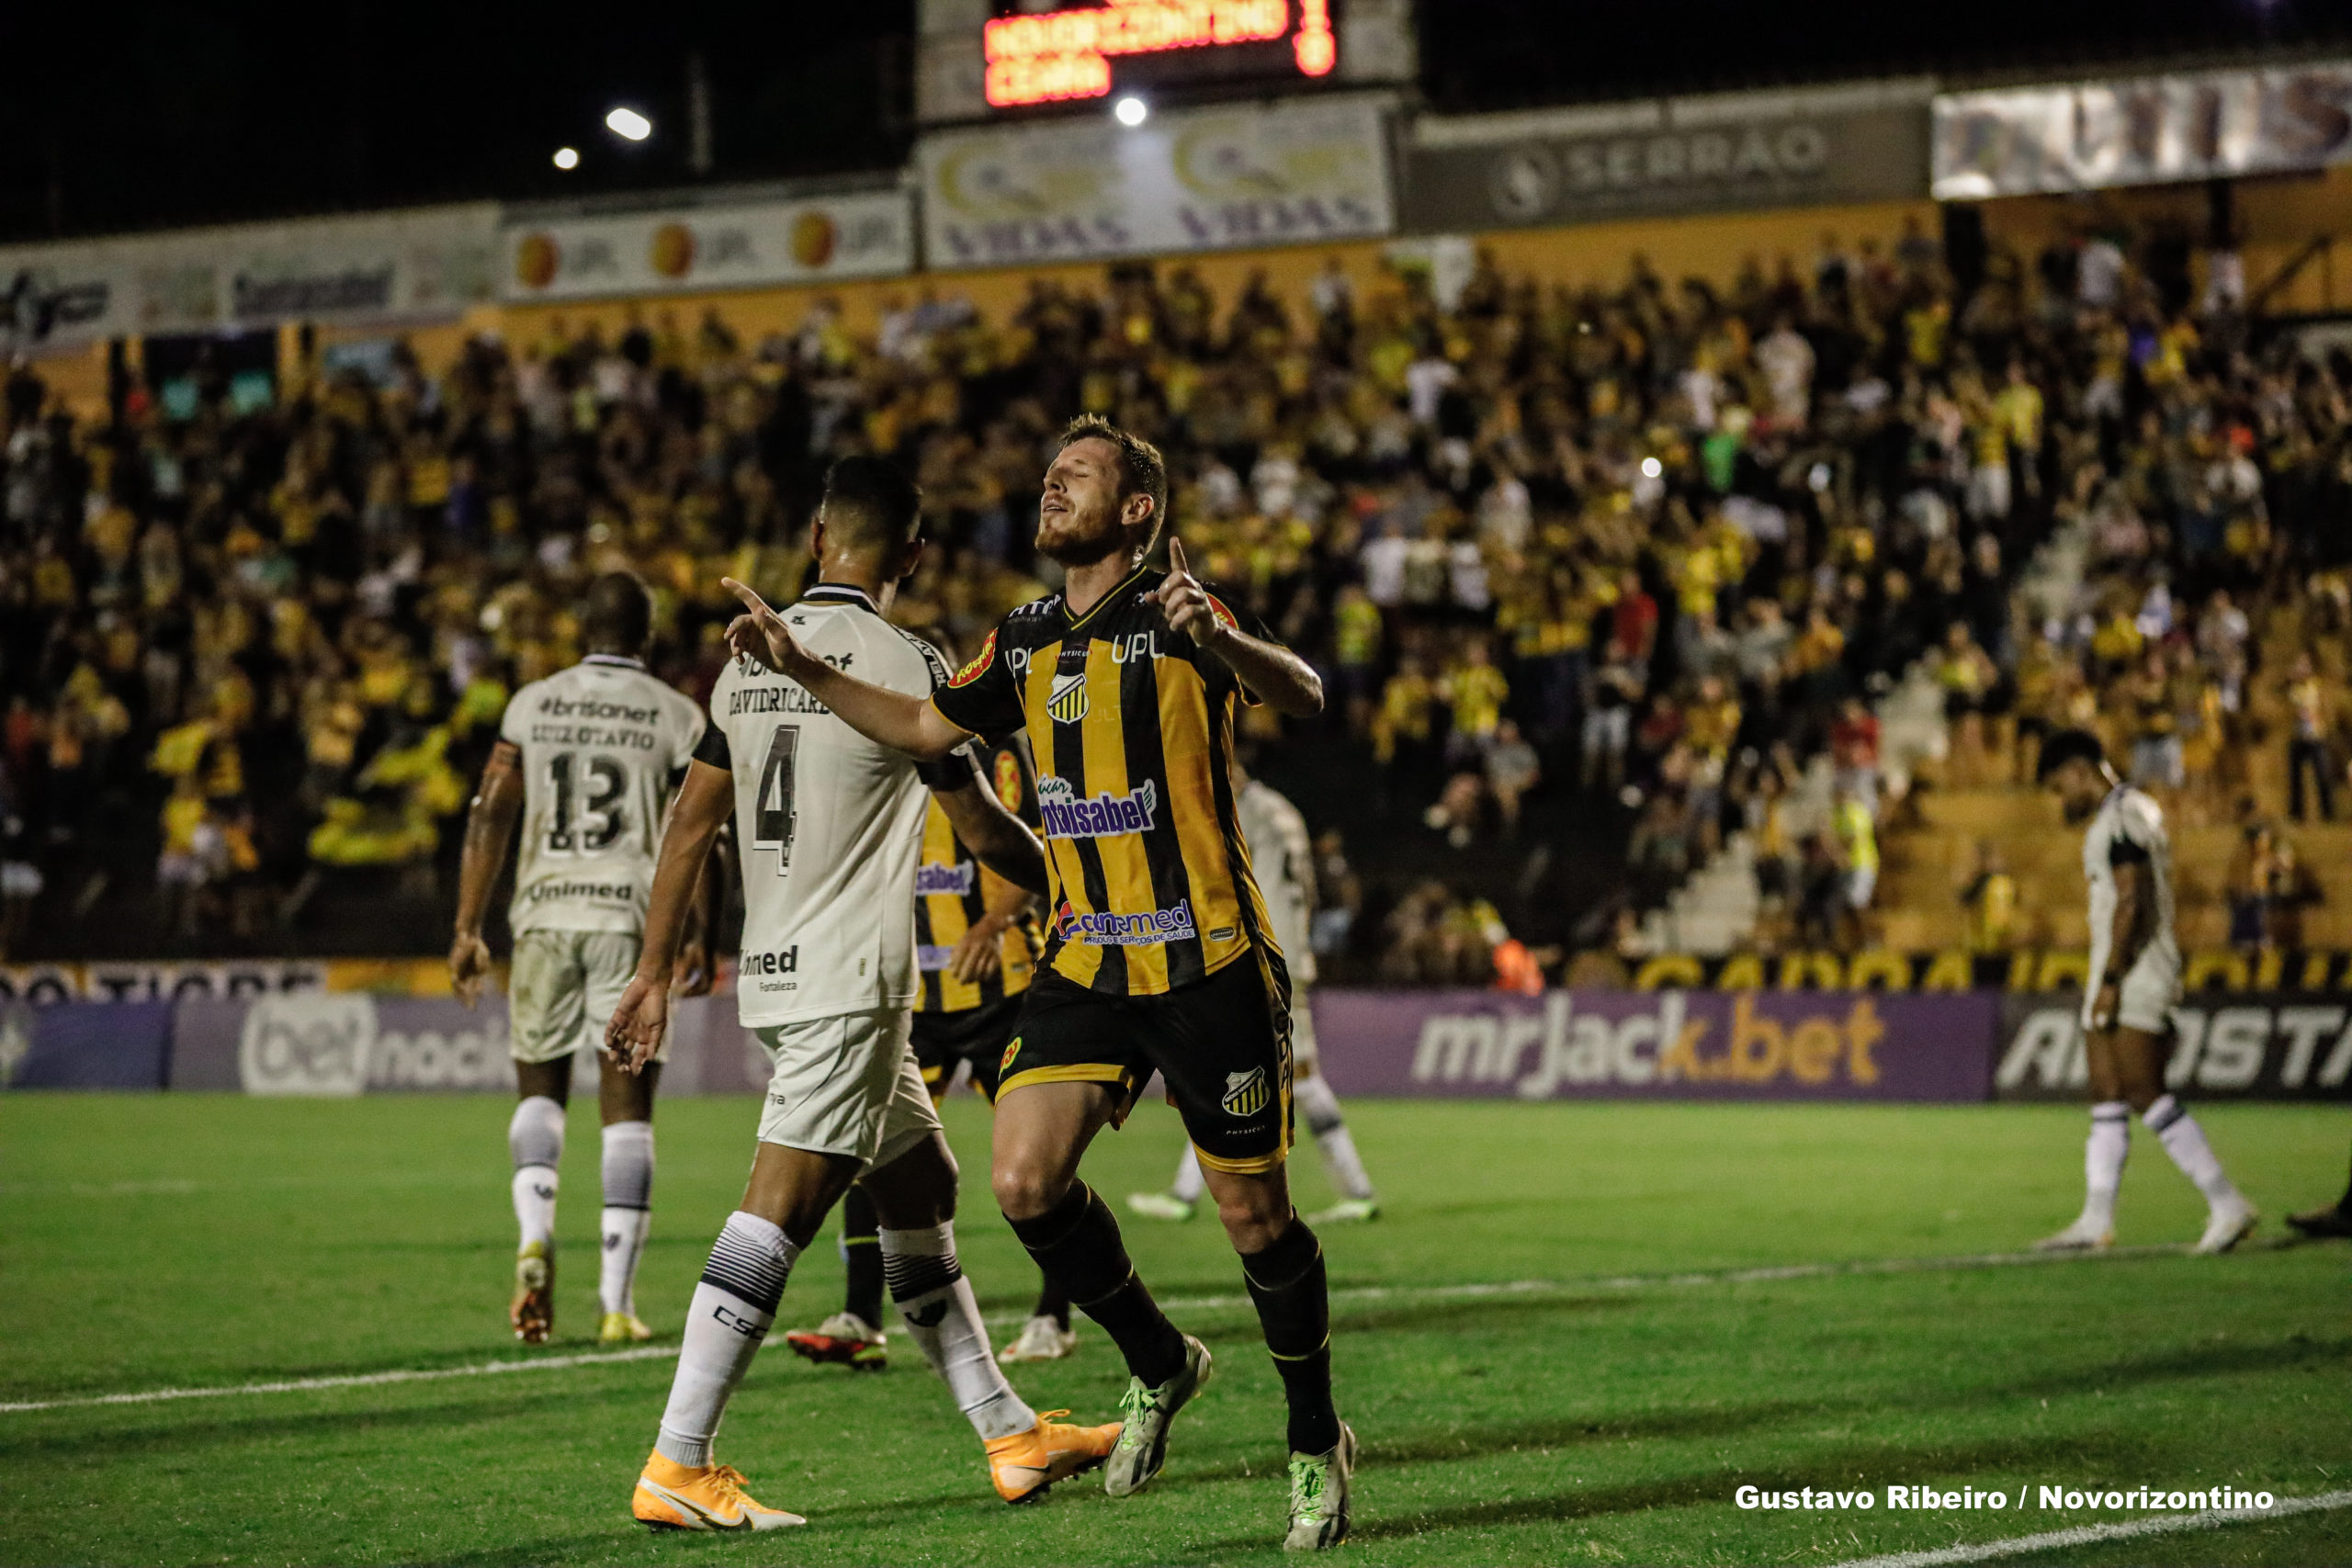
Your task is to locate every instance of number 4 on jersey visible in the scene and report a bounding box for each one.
[753,725,798,873]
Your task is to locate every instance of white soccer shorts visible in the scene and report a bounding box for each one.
[2084,949,2182,1036]
[508,929,651,1065]
[752,1007,942,1171]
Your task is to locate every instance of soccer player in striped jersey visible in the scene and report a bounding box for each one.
[785,732,1082,1369]
[717,417,1357,1551]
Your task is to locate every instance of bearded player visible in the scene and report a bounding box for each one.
[450,572,707,1347]
[1131,750,1377,1226]
[606,457,1120,1531]
[718,416,1356,1551]
[785,730,1082,1369]
[2034,729,2257,1256]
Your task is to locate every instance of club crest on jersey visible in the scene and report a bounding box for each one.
[948,631,996,688]
[1047,671,1090,724]
[1037,775,1157,839]
[1221,1067,1270,1118]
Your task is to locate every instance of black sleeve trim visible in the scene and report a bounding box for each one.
[2107,836,2151,867]
[917,746,982,792]
[693,723,732,772]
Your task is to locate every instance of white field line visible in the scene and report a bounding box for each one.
[1824,1488,2352,1568]
[6,1236,2269,1417]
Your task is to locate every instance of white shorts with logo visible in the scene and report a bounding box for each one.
[510,928,652,1065]
[752,1007,941,1171]
[2085,948,2183,1036]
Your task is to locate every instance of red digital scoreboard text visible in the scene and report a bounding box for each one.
[983,0,1336,108]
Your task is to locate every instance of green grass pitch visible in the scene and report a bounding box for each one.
[3,1090,2349,1566]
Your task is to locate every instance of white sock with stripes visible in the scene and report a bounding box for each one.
[2144,1095,2244,1210]
[508,1095,565,1250]
[599,1121,655,1316]
[880,1222,1035,1442]
[655,1212,798,1469]
[2080,1101,2130,1232]
[1297,1074,1375,1201]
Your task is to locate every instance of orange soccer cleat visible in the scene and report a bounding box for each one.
[985,1409,1123,1504]
[631,1453,808,1532]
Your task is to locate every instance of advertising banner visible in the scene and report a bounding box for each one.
[0,204,500,354]
[1311,988,1997,1102]
[1933,61,2352,198]
[1403,81,1930,233]
[919,93,1394,269]
[499,188,913,303]
[1995,993,2352,1102]
[163,992,771,1097]
[3,1000,174,1089]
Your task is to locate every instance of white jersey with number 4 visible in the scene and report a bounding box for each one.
[500,655,706,936]
[1237,778,1317,987]
[700,583,965,1028]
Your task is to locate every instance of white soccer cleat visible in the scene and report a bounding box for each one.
[2033,1217,2115,1253]
[1310,1197,1380,1224]
[1126,1190,1196,1223]
[2192,1200,2258,1256]
[1284,1422,1357,1551]
[999,1314,1080,1362]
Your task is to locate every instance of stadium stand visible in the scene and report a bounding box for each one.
[2,211,2347,978]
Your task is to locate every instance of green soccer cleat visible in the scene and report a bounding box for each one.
[1126,1190,1197,1223]
[1104,1334,1212,1497]
[1310,1197,1380,1224]
[1284,1423,1357,1551]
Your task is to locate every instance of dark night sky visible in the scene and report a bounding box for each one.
[2,0,2347,245]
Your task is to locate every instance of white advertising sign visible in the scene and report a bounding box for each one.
[499,190,913,302]
[1934,62,2352,198]
[919,94,1394,269]
[0,205,500,354]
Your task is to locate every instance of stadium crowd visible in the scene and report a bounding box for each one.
[2,217,2348,973]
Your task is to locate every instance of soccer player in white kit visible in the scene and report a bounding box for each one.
[605,457,1118,1532]
[451,573,707,1347]
[2034,729,2257,1256]
[1130,752,1378,1225]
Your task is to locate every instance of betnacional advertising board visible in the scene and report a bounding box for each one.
[498,188,914,303]
[918,93,1394,268]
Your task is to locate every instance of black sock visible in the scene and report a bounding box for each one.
[1242,1216,1340,1456]
[1034,1269,1072,1329]
[839,1183,885,1329]
[1006,1181,1184,1384]
[2338,1145,2352,1213]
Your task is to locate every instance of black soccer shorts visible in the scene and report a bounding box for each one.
[910,993,1027,1103]
[996,947,1295,1174]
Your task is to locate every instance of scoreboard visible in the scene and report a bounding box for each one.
[916,0,1415,124]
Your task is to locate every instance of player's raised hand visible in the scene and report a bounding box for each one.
[448,931,492,1008]
[605,972,671,1075]
[720,578,813,676]
[1149,538,1224,647]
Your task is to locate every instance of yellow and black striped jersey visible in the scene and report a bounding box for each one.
[913,739,1043,1014]
[928,564,1279,998]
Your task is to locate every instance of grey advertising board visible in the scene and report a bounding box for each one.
[1401,80,1932,233]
